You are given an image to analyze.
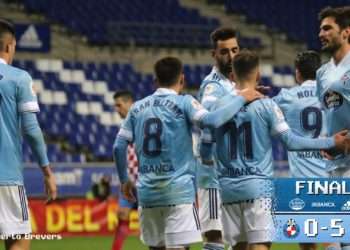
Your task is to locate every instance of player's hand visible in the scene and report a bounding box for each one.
[321,149,334,160]
[238,88,264,103]
[333,130,350,153]
[41,165,57,203]
[255,85,271,95]
[121,180,136,202]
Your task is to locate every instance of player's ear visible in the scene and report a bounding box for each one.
[342,26,350,42]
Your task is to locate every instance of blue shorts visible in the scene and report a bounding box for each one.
[118,190,138,209]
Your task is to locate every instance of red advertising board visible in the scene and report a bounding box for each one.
[29,199,139,236]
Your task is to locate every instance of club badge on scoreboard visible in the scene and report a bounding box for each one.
[283,219,300,238]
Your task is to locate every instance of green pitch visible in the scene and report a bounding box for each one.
[0,236,323,250]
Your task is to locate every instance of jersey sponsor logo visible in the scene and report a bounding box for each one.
[323,90,343,109]
[221,166,262,177]
[283,219,300,238]
[296,151,322,159]
[139,163,175,174]
[289,198,305,211]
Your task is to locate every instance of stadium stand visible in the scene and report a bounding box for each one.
[21,0,262,49]
[212,0,349,49]
[14,59,290,163]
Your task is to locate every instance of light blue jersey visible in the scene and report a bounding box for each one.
[317,51,350,170]
[0,59,40,185]
[274,80,328,177]
[196,66,236,189]
[203,97,335,203]
[116,87,247,207]
[117,88,216,206]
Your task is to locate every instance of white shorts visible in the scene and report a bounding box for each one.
[0,185,31,236]
[222,198,274,246]
[198,188,222,233]
[138,203,202,247]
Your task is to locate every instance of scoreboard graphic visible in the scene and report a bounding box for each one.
[274,178,350,242]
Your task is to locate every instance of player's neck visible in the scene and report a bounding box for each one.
[236,80,256,90]
[0,54,9,64]
[167,85,180,94]
[333,44,350,65]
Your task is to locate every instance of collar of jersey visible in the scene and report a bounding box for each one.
[301,80,316,86]
[0,58,7,65]
[153,88,177,95]
[330,50,350,68]
[212,66,236,89]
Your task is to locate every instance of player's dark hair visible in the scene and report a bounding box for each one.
[154,57,183,87]
[319,6,350,43]
[0,19,15,52]
[210,27,237,49]
[113,90,134,102]
[233,49,259,80]
[295,51,321,80]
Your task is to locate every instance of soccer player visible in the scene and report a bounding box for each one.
[274,51,340,250]
[317,6,350,171]
[317,6,350,250]
[111,90,139,250]
[196,27,240,250]
[274,51,327,178]
[113,56,263,250]
[200,50,350,250]
[0,19,57,250]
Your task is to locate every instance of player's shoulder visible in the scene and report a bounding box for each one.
[251,97,277,111]
[275,87,293,99]
[202,68,222,83]
[5,65,32,85]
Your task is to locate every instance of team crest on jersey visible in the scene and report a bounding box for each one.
[324,90,343,109]
[283,219,300,238]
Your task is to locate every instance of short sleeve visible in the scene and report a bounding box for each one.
[267,99,290,135]
[201,82,225,109]
[117,107,134,142]
[183,95,209,123]
[17,71,39,113]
